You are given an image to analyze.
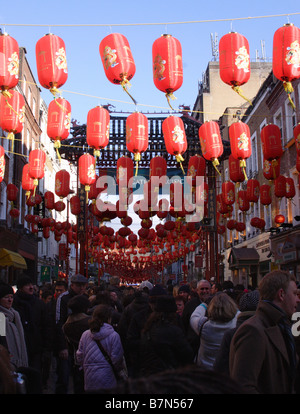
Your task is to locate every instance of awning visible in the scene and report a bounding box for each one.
[228,247,260,269]
[0,248,27,270]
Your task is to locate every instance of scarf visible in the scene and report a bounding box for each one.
[0,305,28,369]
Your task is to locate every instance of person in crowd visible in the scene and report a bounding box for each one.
[190,292,239,369]
[139,295,194,377]
[76,304,124,392]
[55,273,88,394]
[211,282,222,295]
[62,294,91,394]
[0,282,28,370]
[229,270,300,394]
[177,285,190,303]
[174,295,185,316]
[214,289,260,375]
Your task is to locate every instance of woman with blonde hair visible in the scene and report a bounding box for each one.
[190,292,239,369]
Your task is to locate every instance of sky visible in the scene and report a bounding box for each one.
[1,0,300,124]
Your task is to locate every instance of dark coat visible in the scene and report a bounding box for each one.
[229,301,298,394]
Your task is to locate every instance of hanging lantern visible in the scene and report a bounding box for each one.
[219,31,251,103]
[78,153,96,203]
[199,121,223,174]
[263,157,281,181]
[70,195,81,215]
[9,208,19,218]
[86,106,110,158]
[238,190,250,212]
[47,97,71,159]
[126,112,148,175]
[274,214,285,225]
[55,169,70,198]
[261,124,283,162]
[28,149,46,195]
[35,33,68,96]
[246,179,260,204]
[229,154,244,184]
[99,33,136,104]
[54,200,65,212]
[260,184,272,206]
[217,193,230,215]
[7,183,18,202]
[0,89,25,152]
[44,190,55,210]
[152,34,183,109]
[0,32,19,95]
[222,181,235,205]
[117,156,134,185]
[0,146,5,183]
[273,23,300,110]
[187,155,206,187]
[285,177,296,199]
[21,164,34,198]
[149,156,167,187]
[294,123,300,155]
[274,175,286,199]
[163,116,187,174]
[229,121,251,180]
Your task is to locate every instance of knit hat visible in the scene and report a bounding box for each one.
[16,275,33,290]
[155,296,177,313]
[149,284,167,297]
[0,282,14,299]
[239,290,260,312]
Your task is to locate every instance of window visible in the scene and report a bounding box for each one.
[273,108,283,147]
[0,182,7,220]
[27,86,31,107]
[249,132,258,177]
[32,97,36,117]
[285,96,297,143]
[260,119,267,169]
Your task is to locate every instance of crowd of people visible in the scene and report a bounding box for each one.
[0,270,300,394]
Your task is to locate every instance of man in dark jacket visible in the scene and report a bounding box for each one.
[229,270,300,394]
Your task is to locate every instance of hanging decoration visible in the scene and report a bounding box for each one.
[44,191,55,210]
[246,178,260,206]
[55,169,70,199]
[152,34,183,109]
[261,124,283,175]
[47,97,71,160]
[263,157,281,181]
[35,33,68,96]
[273,23,300,110]
[21,164,34,199]
[0,89,25,152]
[198,121,223,174]
[28,149,46,195]
[78,153,96,203]
[0,146,5,183]
[274,175,286,200]
[70,195,81,215]
[260,184,272,206]
[285,177,295,199]
[126,112,148,175]
[99,33,136,104]
[294,123,300,155]
[187,155,206,187]
[149,156,167,187]
[7,183,18,213]
[222,181,235,206]
[162,116,187,174]
[86,106,110,159]
[219,31,252,104]
[0,32,19,96]
[229,121,252,180]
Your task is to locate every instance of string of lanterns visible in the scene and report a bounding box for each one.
[0,21,300,281]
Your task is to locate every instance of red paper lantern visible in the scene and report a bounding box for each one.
[70,195,81,215]
[163,116,187,173]
[199,121,223,174]
[35,33,68,95]
[149,156,167,187]
[43,226,50,239]
[227,219,237,230]
[152,34,183,109]
[238,190,250,212]
[261,124,283,161]
[44,191,55,210]
[229,154,244,183]
[187,155,206,187]
[286,177,296,199]
[0,146,5,183]
[7,183,18,201]
[294,123,300,155]
[47,97,71,157]
[273,23,300,109]
[86,106,110,158]
[78,153,96,202]
[222,181,235,205]
[275,214,285,224]
[9,208,19,218]
[219,32,251,103]
[55,169,70,198]
[246,179,260,203]
[99,33,136,103]
[28,149,46,193]
[229,121,251,180]
[0,33,19,93]
[217,193,230,215]
[117,156,134,185]
[260,184,272,206]
[274,175,286,199]
[126,112,148,174]
[297,153,300,173]
[235,222,246,232]
[54,200,65,212]
[263,157,281,181]
[0,89,25,151]
[21,164,34,197]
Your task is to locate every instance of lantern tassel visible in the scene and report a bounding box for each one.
[121,80,137,105]
[85,185,90,204]
[231,86,252,105]
[50,86,62,97]
[239,159,248,181]
[283,81,296,111]
[33,179,38,197]
[134,153,141,176]
[166,92,177,110]
[1,90,12,99]
[54,140,62,162]
[175,154,185,175]
[271,159,278,180]
[7,132,15,153]
[212,158,221,175]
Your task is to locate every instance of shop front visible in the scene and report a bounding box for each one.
[270,228,300,280]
